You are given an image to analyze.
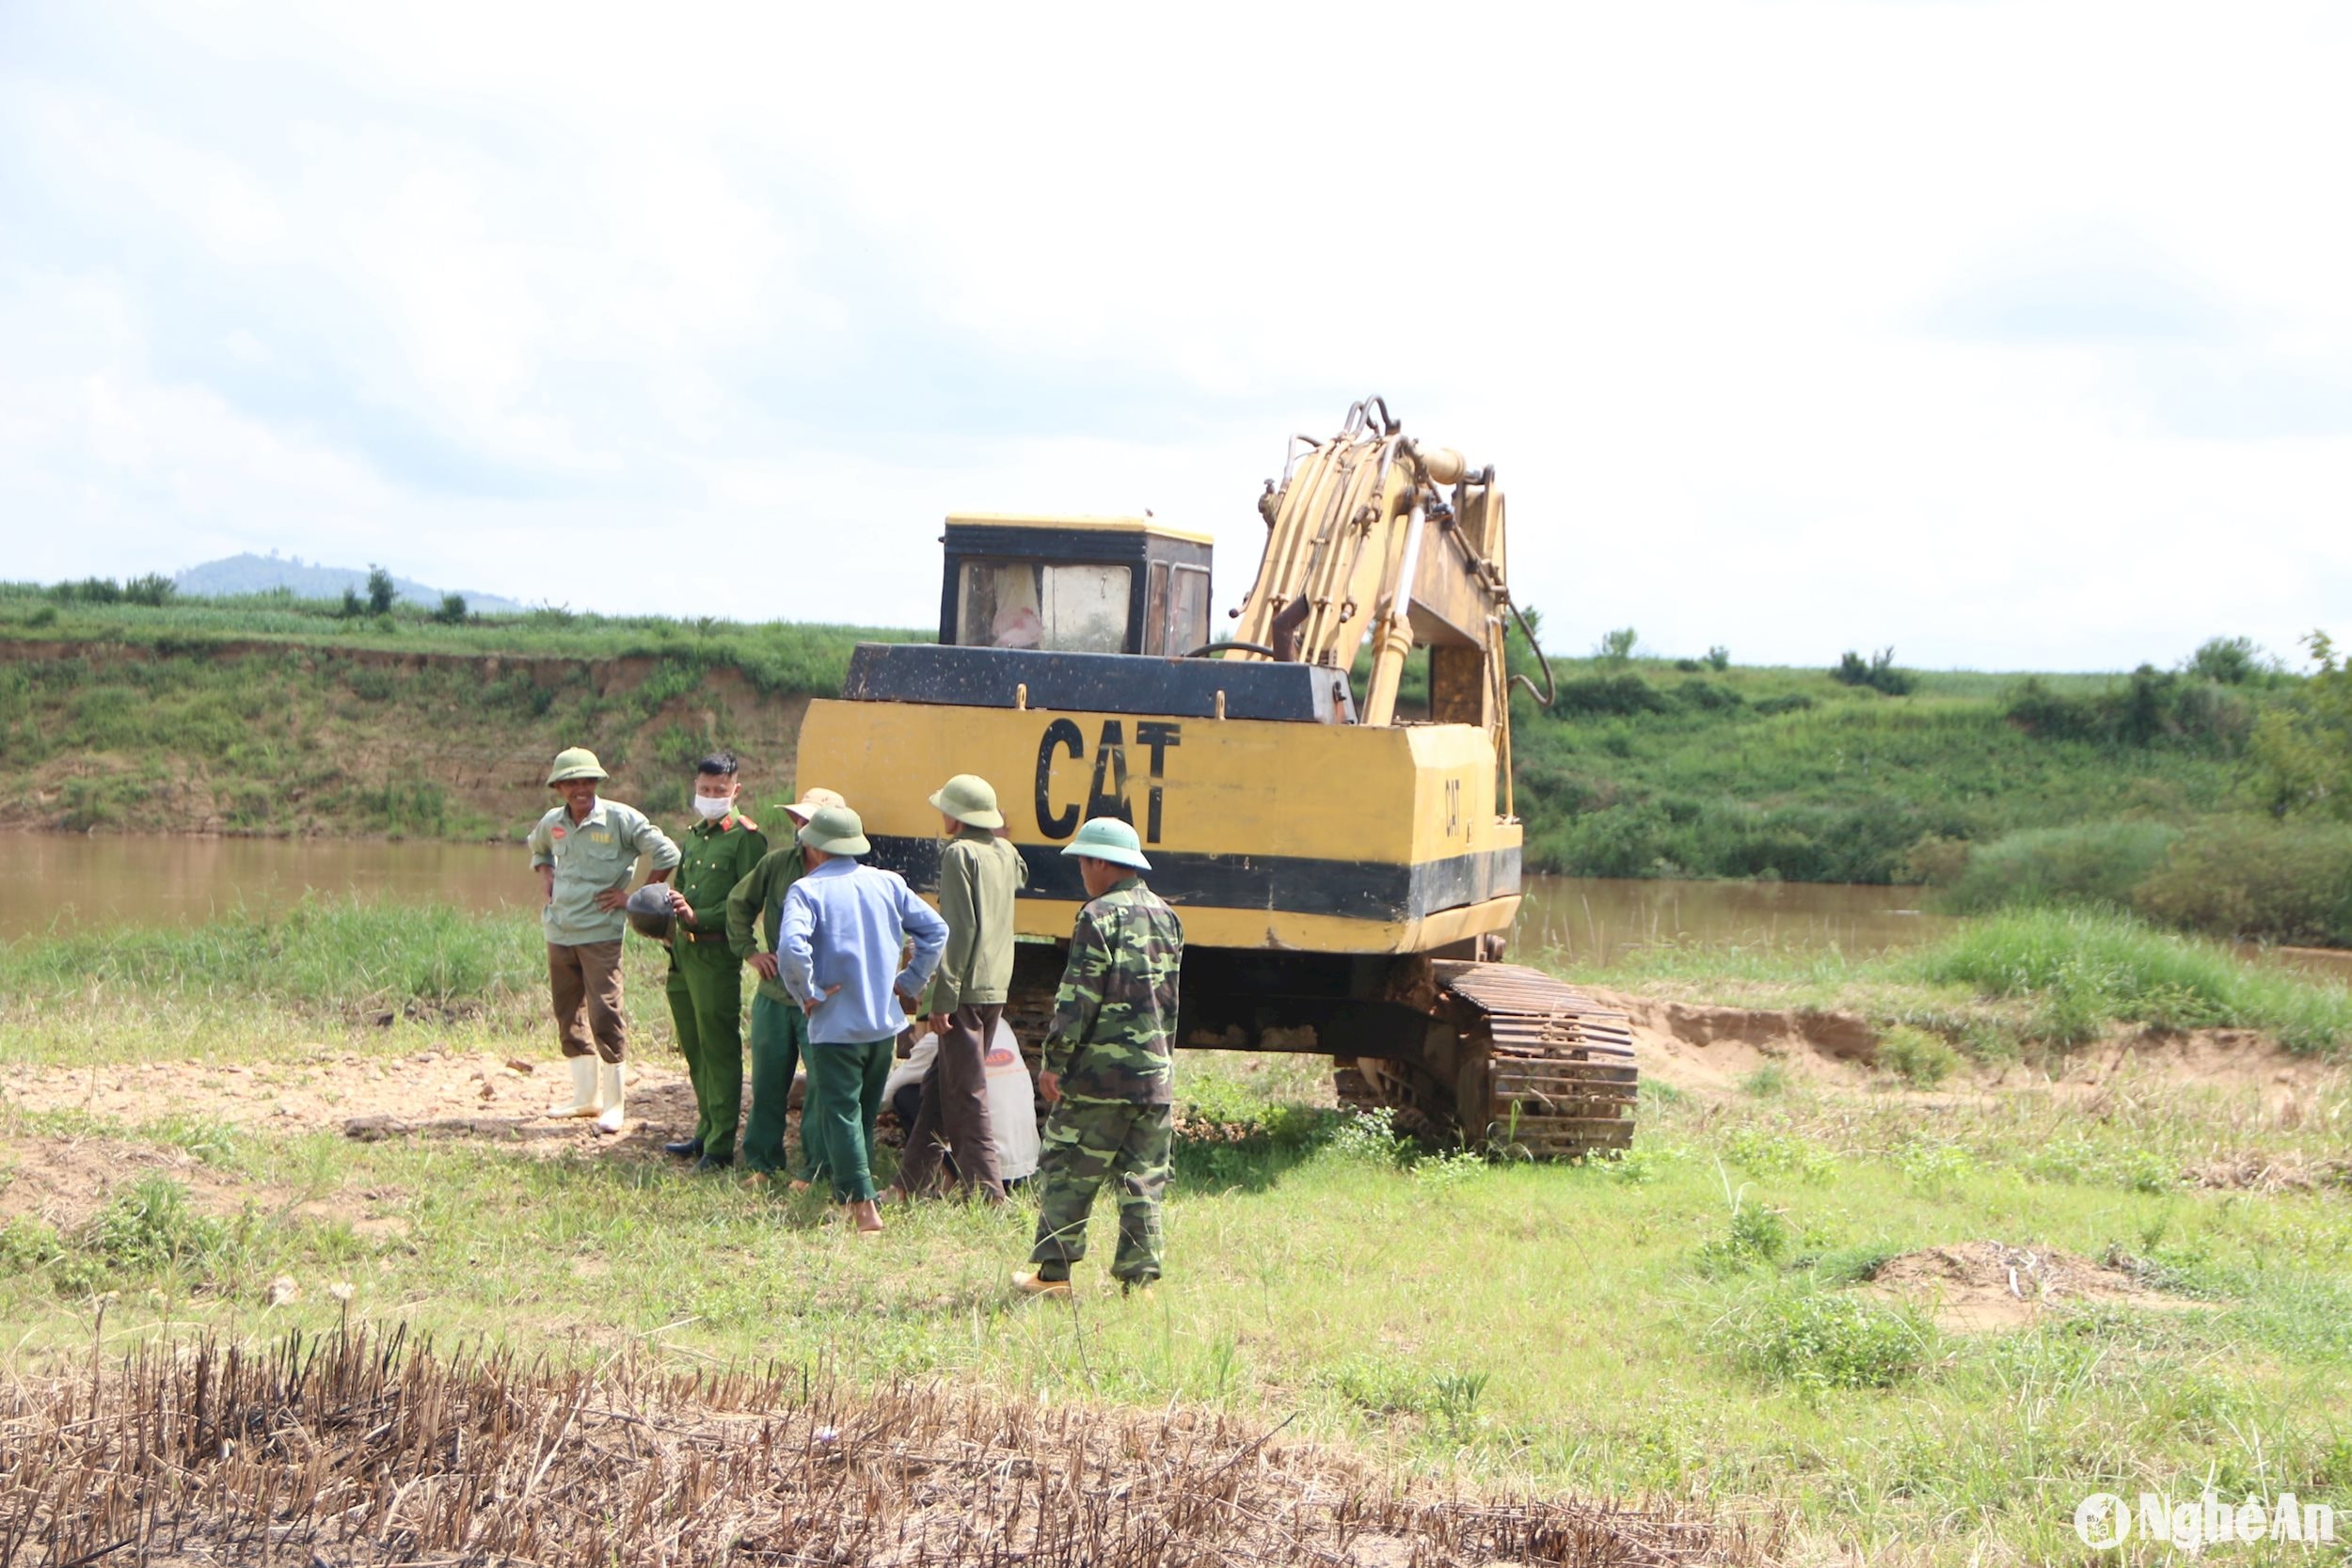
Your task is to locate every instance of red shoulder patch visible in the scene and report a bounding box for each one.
[733,815,758,832]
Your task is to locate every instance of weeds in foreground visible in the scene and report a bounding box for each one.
[1711,1284,1937,1394]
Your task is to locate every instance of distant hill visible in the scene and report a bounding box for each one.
[174,553,525,613]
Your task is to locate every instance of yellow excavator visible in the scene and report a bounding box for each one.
[796,398,1637,1155]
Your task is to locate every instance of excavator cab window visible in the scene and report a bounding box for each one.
[938,515,1216,657]
[956,561,1130,653]
[1145,562,1213,657]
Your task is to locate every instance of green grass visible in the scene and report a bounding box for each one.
[1918,908,2352,1053]
[1936,820,2184,913]
[0,895,681,1065]
[1506,653,2266,884]
[1,1058,2345,1562]
[3,897,2349,1560]
[0,580,922,693]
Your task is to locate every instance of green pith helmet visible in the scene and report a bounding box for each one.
[624,883,675,942]
[546,747,608,786]
[798,803,871,857]
[928,773,1004,830]
[1062,816,1150,871]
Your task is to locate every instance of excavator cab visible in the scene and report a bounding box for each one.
[939,515,1215,657]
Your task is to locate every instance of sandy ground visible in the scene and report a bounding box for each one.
[0,1048,800,1235]
[2,1045,711,1149]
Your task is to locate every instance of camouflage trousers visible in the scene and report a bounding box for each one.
[1029,1099,1172,1282]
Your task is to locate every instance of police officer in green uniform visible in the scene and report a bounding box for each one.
[662,752,769,1172]
[1014,816,1184,1296]
[725,785,844,1187]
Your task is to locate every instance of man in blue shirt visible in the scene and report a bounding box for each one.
[779,803,948,1234]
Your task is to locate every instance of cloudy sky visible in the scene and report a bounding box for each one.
[2,3,2346,671]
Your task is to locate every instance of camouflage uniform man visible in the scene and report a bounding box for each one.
[531,747,680,1135]
[1014,816,1184,1296]
[725,786,845,1187]
[662,752,769,1172]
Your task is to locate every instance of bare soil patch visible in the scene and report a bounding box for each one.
[0,1049,714,1160]
[0,1129,415,1241]
[1864,1241,2206,1333]
[0,1132,257,1231]
[0,1327,1780,1566]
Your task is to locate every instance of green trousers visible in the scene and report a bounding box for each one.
[665,942,744,1162]
[744,991,818,1180]
[803,1037,893,1204]
[1030,1100,1173,1282]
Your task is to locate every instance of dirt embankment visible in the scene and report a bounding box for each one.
[0,640,814,836]
[1593,987,2346,1107]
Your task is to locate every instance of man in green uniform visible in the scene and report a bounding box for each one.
[530,747,681,1136]
[1014,816,1184,1296]
[661,752,769,1172]
[725,785,844,1188]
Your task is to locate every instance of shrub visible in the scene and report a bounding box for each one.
[365,566,396,615]
[2002,667,2251,752]
[1752,692,1815,716]
[1706,645,1731,672]
[53,576,123,604]
[1714,1287,1933,1392]
[122,573,177,607]
[2185,635,2265,685]
[1878,1025,1961,1086]
[2249,632,2352,818]
[1595,626,1639,662]
[1674,679,1744,712]
[1697,1199,1790,1276]
[434,593,469,625]
[1936,821,2182,914]
[338,586,363,618]
[1899,832,1971,886]
[1832,648,1915,696]
[82,1177,224,1274]
[1552,674,1670,717]
[2133,818,2352,945]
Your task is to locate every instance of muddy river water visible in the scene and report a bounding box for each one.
[1,834,2344,984]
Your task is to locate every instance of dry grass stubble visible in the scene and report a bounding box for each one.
[0,1325,1779,1566]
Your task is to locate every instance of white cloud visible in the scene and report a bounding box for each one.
[0,0,2347,671]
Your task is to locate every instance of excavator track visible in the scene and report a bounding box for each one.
[1437,960,1640,1158]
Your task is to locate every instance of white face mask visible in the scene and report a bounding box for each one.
[691,793,733,820]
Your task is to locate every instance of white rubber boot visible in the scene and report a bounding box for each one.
[550,1055,600,1118]
[595,1061,627,1134]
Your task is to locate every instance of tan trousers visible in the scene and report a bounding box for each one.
[548,940,628,1062]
